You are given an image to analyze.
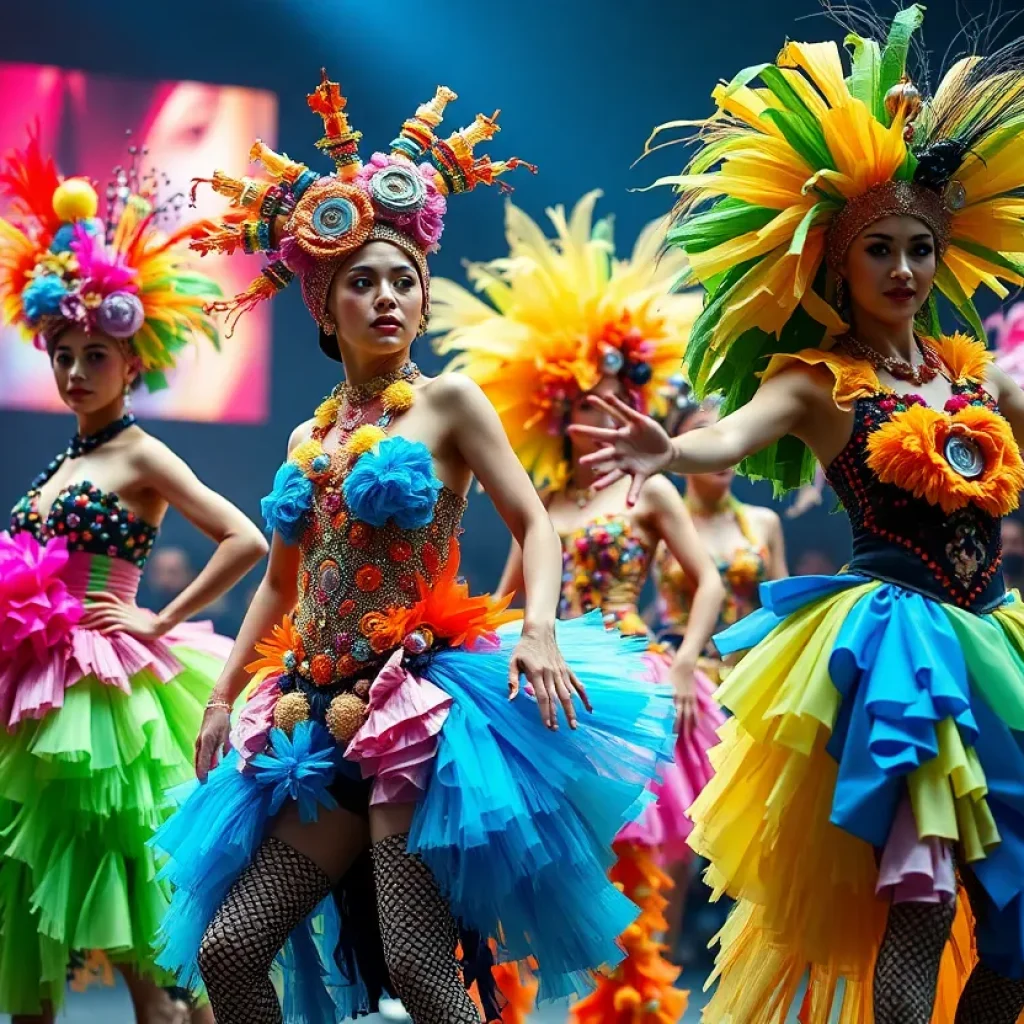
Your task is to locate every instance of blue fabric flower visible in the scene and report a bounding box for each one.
[250,721,339,823]
[50,218,100,254]
[261,460,314,544]
[343,436,442,529]
[22,275,69,321]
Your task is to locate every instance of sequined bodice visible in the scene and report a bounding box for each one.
[9,454,157,569]
[558,515,653,634]
[825,383,1007,612]
[293,469,467,686]
[654,533,767,639]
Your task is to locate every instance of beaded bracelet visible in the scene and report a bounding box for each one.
[205,700,232,712]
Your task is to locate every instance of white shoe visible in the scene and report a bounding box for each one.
[378,996,412,1022]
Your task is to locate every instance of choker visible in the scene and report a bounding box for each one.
[68,414,136,459]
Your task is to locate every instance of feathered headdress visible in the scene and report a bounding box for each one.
[647,4,1024,491]
[432,191,701,490]
[0,126,221,391]
[190,69,535,353]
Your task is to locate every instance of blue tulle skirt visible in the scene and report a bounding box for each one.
[153,612,674,1018]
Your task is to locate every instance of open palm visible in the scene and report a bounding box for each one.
[568,394,674,506]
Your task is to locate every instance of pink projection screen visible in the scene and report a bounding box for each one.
[0,63,278,423]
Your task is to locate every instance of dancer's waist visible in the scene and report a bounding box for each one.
[64,552,142,603]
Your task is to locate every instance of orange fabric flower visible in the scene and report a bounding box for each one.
[310,653,335,686]
[926,333,992,385]
[867,404,1024,517]
[245,615,305,688]
[360,608,416,654]
[407,539,520,648]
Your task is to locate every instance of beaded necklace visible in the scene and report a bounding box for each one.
[839,334,940,386]
[312,362,421,444]
[67,413,136,459]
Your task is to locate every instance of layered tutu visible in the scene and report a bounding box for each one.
[689,573,1024,1022]
[617,648,723,861]
[0,535,233,1015]
[154,612,676,1018]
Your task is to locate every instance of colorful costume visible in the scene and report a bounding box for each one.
[653,495,768,683]
[0,133,231,1015]
[649,7,1024,1020]
[152,73,675,1023]
[434,193,713,1024]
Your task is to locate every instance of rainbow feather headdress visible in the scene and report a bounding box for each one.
[432,191,701,490]
[190,69,534,344]
[648,4,1024,492]
[0,128,222,391]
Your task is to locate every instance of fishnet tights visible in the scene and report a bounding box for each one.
[372,832,481,1024]
[874,889,1024,1023]
[874,900,958,1024]
[956,963,1024,1024]
[197,837,331,1024]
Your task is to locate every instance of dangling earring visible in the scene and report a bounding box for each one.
[835,277,848,318]
[123,382,133,412]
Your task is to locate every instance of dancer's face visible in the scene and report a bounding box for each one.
[49,328,135,415]
[327,241,424,360]
[840,214,936,330]
[681,406,734,496]
[569,376,630,457]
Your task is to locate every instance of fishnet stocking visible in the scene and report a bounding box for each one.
[874,899,957,1024]
[197,837,331,1024]
[956,962,1024,1023]
[372,832,481,1024]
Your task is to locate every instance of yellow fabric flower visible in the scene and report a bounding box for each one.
[381,380,416,414]
[926,333,992,386]
[344,424,387,456]
[290,439,326,475]
[866,404,1024,517]
[314,396,340,430]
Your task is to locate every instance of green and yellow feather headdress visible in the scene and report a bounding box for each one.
[648,5,1024,492]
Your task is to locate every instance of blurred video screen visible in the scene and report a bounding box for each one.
[0,62,278,423]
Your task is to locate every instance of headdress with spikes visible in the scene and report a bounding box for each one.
[191,69,535,358]
[0,126,222,391]
[647,4,1024,492]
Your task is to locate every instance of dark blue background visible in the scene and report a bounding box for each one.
[1,0,968,614]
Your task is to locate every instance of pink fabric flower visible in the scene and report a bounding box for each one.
[945,394,970,413]
[346,649,452,804]
[231,675,282,763]
[0,532,82,661]
[71,224,138,296]
[355,153,447,252]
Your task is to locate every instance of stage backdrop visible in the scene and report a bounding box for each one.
[0,62,277,423]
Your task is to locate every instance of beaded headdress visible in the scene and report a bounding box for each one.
[189,70,534,359]
[647,4,1024,492]
[0,127,222,391]
[432,191,701,490]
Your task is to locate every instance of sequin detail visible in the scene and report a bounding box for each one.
[10,454,157,568]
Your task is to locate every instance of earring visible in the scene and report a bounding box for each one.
[835,277,848,316]
[123,383,133,411]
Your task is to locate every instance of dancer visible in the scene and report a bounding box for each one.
[153,73,675,1024]
[652,383,788,683]
[434,191,723,1023]
[0,132,267,1023]
[570,9,1024,1022]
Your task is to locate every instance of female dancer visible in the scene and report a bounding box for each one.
[570,11,1024,1022]
[153,73,675,1024]
[0,133,267,1022]
[652,385,788,682]
[434,191,723,1023]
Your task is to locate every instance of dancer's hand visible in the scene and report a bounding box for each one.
[668,660,698,733]
[194,704,231,781]
[567,394,674,507]
[508,623,592,730]
[80,592,170,641]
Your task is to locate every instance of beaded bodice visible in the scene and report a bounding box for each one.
[9,453,157,569]
[654,528,767,639]
[825,384,1008,611]
[293,476,467,686]
[558,515,653,634]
